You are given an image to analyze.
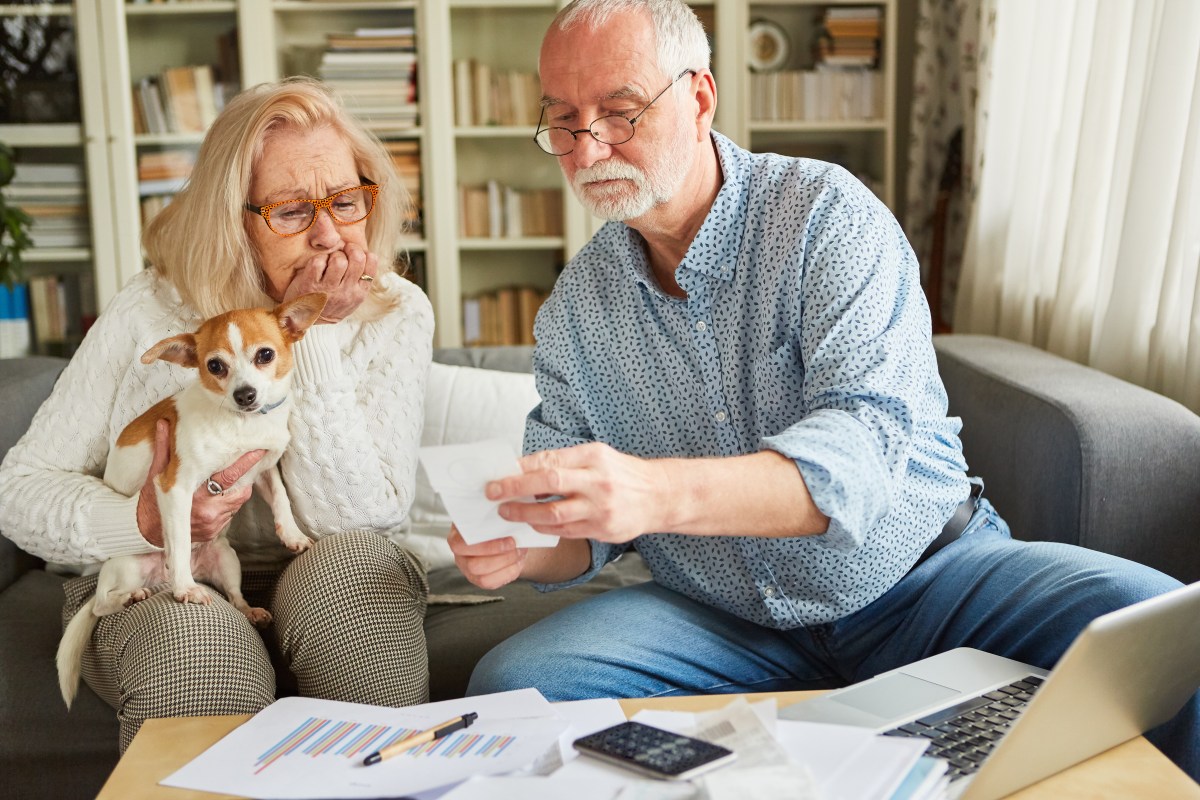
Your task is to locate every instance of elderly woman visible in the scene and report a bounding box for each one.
[0,78,432,751]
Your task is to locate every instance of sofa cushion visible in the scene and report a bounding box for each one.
[406,362,541,571]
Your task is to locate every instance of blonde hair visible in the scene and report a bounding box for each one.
[553,0,710,82]
[143,77,409,320]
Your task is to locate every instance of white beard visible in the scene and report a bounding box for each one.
[570,122,694,221]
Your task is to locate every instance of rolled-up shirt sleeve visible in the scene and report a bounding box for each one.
[762,184,928,551]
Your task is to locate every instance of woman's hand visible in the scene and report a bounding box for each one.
[283,242,379,323]
[136,419,266,547]
[448,526,528,590]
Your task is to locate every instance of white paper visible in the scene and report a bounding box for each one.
[161,689,567,799]
[419,439,558,547]
[441,774,622,800]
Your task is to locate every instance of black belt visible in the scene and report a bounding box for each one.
[913,482,984,569]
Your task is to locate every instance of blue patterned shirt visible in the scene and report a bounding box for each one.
[525,131,971,628]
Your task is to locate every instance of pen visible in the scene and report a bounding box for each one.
[362,712,479,766]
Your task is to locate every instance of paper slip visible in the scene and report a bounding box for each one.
[419,439,558,548]
[161,689,568,799]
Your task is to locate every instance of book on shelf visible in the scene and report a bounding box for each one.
[453,59,541,127]
[462,285,548,347]
[750,69,882,122]
[458,182,562,239]
[132,65,226,135]
[28,275,68,346]
[0,283,32,359]
[24,272,95,353]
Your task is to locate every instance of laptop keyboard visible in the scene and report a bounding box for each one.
[882,675,1045,781]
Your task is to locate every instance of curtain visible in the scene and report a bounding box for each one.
[904,0,984,328]
[956,0,1200,413]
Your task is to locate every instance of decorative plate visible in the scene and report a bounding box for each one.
[747,19,789,72]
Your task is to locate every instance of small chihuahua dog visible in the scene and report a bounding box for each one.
[56,292,327,708]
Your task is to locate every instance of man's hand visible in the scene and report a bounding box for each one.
[448,526,527,590]
[283,242,378,324]
[136,419,267,547]
[485,442,667,544]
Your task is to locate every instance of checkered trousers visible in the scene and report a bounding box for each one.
[62,531,430,752]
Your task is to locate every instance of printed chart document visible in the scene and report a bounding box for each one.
[419,439,558,547]
[161,689,569,799]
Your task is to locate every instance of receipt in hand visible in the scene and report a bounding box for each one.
[418,439,559,548]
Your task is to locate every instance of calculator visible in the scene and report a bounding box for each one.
[572,721,737,781]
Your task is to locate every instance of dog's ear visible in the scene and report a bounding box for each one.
[275,293,328,342]
[141,334,199,368]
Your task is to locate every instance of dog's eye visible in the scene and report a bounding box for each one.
[206,359,227,377]
[255,348,275,366]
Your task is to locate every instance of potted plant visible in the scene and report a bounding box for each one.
[0,142,34,287]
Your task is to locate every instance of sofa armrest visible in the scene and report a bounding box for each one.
[0,357,68,591]
[933,335,1200,583]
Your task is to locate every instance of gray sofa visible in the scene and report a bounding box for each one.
[3,336,1199,797]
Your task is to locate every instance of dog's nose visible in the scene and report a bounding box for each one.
[233,386,257,408]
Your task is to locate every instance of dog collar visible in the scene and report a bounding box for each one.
[257,396,288,415]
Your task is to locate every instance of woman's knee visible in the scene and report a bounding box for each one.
[272,531,430,706]
[91,592,274,749]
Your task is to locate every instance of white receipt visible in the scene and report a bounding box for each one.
[418,439,559,548]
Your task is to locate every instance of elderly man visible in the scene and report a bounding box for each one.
[449,0,1197,778]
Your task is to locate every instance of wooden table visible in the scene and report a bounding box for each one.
[97,691,1200,799]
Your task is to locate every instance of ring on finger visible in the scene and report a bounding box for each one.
[359,274,374,282]
[206,478,225,496]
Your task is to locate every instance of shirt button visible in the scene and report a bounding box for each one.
[695,320,707,332]
[763,586,777,598]
[714,410,727,423]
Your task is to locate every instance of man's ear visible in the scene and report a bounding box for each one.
[275,292,328,341]
[141,334,198,367]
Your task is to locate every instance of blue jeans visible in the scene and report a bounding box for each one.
[468,502,1198,779]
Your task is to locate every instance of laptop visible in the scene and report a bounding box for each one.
[780,580,1200,799]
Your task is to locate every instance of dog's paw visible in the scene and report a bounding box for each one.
[174,584,211,605]
[277,525,313,554]
[243,606,273,628]
[127,588,153,605]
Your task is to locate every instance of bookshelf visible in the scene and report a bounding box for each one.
[0,1,112,356]
[3,0,899,353]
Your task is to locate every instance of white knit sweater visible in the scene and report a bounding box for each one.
[0,269,434,570]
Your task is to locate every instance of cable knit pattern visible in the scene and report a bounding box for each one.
[0,269,433,569]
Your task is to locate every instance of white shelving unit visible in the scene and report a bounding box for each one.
[0,1,117,354]
[4,0,898,351]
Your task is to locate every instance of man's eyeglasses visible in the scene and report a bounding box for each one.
[244,181,380,237]
[534,69,696,157]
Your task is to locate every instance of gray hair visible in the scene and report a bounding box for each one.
[552,0,710,88]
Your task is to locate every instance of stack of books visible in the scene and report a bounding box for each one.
[319,26,419,133]
[816,6,882,68]
[462,285,548,347]
[7,162,89,249]
[458,181,562,239]
[385,140,422,235]
[138,149,195,225]
[452,59,541,127]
